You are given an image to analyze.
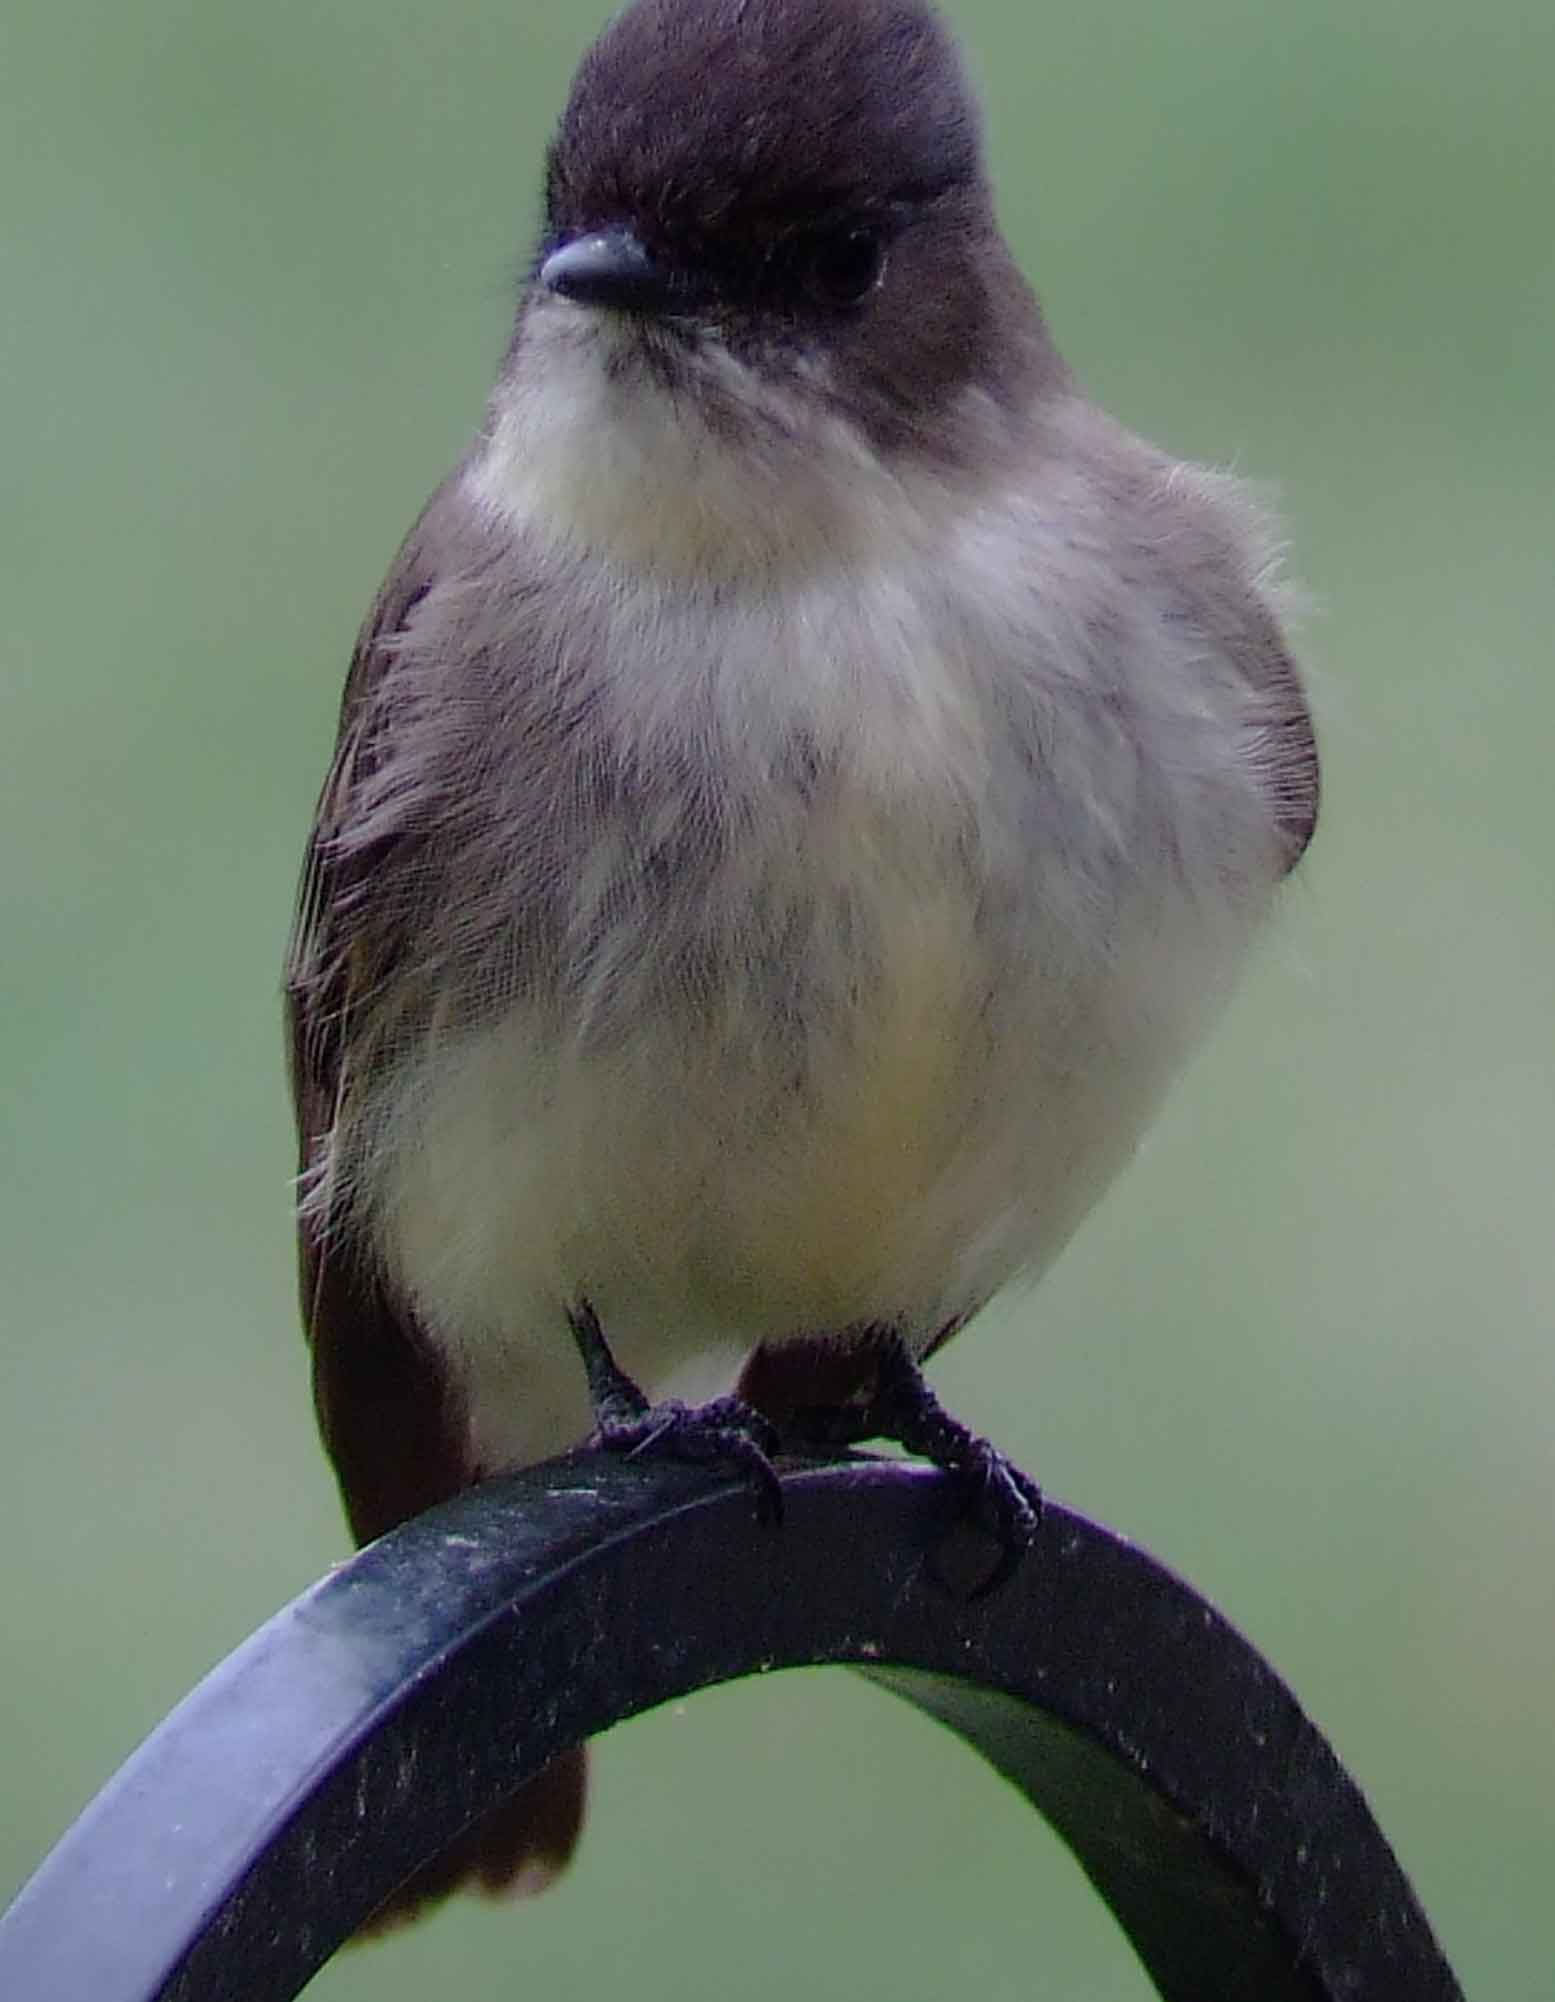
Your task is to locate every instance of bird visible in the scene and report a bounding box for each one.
[285,0,1319,1934]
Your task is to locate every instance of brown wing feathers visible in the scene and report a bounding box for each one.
[285,529,588,1928]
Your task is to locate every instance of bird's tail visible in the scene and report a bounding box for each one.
[355,1745,588,1937]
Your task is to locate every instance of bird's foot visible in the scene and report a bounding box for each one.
[933,1431,1044,1597]
[568,1303,783,1523]
[789,1334,1043,1596]
[595,1394,784,1523]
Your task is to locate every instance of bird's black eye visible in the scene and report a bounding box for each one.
[799,226,887,309]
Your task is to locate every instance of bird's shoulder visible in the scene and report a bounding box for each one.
[284,471,540,1098]
[1055,400,1320,872]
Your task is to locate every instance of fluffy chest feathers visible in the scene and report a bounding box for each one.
[332,396,1294,1456]
[362,561,1045,1349]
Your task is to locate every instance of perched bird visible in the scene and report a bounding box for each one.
[286,0,1318,1931]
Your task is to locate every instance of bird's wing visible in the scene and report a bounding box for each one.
[1237,597,1320,874]
[284,501,468,1547]
[283,490,587,1920]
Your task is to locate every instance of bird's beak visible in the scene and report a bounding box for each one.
[539,230,674,314]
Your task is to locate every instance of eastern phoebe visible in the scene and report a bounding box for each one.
[286,0,1318,1930]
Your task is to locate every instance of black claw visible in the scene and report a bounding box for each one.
[782,1329,1043,1595]
[960,1441,1044,1599]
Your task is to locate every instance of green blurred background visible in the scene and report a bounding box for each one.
[3,0,1551,1994]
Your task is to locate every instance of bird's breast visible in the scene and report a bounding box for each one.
[353,502,1279,1464]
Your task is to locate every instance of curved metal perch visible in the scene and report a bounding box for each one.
[0,1451,1463,2001]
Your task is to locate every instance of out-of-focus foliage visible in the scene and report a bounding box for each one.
[2,2,1550,1995]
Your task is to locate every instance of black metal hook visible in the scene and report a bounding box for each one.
[0,1451,1464,2001]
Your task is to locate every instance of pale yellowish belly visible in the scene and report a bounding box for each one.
[373,863,1009,1369]
[367,816,1235,1472]
[683,890,985,1329]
